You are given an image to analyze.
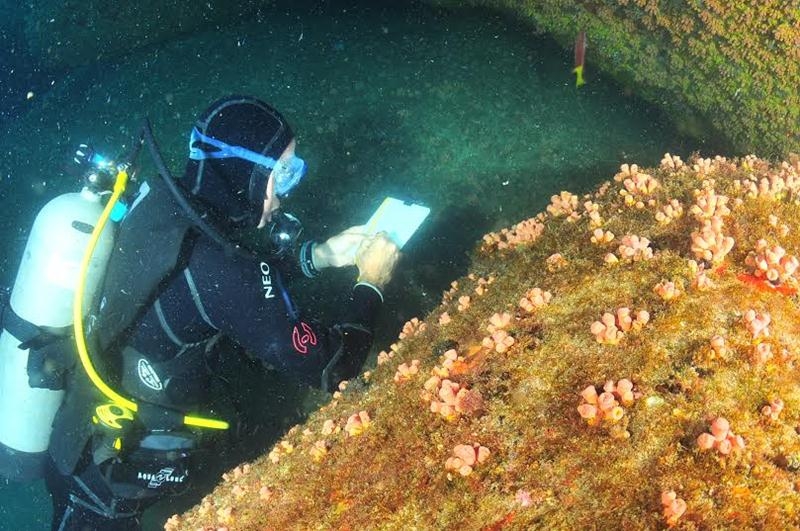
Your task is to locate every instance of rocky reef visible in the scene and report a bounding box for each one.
[429,0,800,158]
[167,153,800,529]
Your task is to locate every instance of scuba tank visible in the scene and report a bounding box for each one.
[0,147,119,481]
[1,122,231,482]
[46,122,229,479]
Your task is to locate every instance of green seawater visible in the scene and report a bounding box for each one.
[0,1,727,529]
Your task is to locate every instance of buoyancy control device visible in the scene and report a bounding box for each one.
[0,122,236,482]
[0,148,120,481]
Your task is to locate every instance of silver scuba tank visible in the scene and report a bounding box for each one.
[0,169,115,481]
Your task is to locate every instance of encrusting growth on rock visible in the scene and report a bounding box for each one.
[169,153,800,530]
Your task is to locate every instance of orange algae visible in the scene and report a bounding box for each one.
[736,272,798,296]
[172,154,800,530]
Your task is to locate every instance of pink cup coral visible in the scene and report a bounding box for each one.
[591,228,615,245]
[473,275,495,296]
[546,252,568,271]
[661,490,687,527]
[743,309,771,339]
[482,330,515,353]
[621,168,659,196]
[547,191,579,218]
[761,398,784,421]
[426,378,484,421]
[268,440,295,464]
[577,379,637,433]
[519,287,553,313]
[686,260,716,291]
[653,279,682,301]
[438,348,462,375]
[393,359,421,383]
[617,234,654,261]
[584,200,603,227]
[696,417,745,455]
[321,419,339,436]
[487,311,512,333]
[590,313,623,345]
[660,153,684,170]
[655,198,683,225]
[590,308,649,344]
[710,335,727,356]
[444,443,490,476]
[398,317,426,339]
[745,239,799,285]
[344,410,371,437]
[376,349,394,366]
[690,216,734,264]
[482,218,546,250]
[690,188,730,220]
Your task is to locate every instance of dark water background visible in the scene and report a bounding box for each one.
[0,1,727,529]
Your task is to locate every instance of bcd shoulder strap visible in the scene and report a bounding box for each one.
[94,177,195,357]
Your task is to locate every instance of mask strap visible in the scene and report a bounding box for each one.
[189,128,279,168]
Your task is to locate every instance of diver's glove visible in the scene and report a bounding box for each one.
[320,323,373,393]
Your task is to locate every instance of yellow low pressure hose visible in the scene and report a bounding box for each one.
[73,168,228,430]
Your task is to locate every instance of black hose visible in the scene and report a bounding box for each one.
[121,129,145,168]
[141,119,248,258]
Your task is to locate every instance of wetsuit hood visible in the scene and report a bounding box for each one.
[182,95,294,233]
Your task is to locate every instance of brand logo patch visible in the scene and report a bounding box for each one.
[138,467,187,488]
[292,321,317,355]
[137,358,163,391]
[260,261,275,299]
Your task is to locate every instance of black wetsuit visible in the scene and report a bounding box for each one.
[46,181,381,530]
[117,234,381,404]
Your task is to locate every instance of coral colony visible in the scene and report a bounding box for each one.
[169,153,800,530]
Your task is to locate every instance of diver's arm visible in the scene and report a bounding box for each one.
[298,225,371,277]
[192,237,384,389]
[319,282,382,391]
[228,277,382,391]
[316,236,398,389]
[264,226,368,280]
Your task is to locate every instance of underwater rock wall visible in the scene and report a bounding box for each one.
[21,0,262,70]
[428,0,800,158]
[169,153,800,529]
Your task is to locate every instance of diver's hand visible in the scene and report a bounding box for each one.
[313,225,370,269]
[355,233,399,290]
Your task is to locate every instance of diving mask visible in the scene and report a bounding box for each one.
[189,127,306,196]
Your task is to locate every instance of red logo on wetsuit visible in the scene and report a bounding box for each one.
[292,322,317,355]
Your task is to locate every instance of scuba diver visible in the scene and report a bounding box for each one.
[36,95,399,530]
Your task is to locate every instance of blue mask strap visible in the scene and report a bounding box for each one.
[189,127,306,197]
[189,128,279,169]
